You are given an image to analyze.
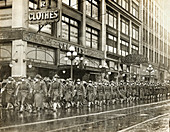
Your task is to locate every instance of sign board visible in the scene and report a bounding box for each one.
[121,54,148,64]
[29,9,59,24]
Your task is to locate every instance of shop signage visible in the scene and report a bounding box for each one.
[121,54,148,64]
[59,43,84,54]
[29,9,59,24]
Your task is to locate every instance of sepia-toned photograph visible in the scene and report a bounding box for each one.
[0,0,170,131]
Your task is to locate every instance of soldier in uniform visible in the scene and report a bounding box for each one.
[139,82,145,102]
[86,80,95,107]
[64,78,74,108]
[48,74,62,111]
[15,77,31,112]
[96,82,105,106]
[117,82,126,103]
[104,82,112,105]
[74,79,86,108]
[110,81,118,104]
[125,82,132,103]
[1,77,16,109]
[32,74,47,112]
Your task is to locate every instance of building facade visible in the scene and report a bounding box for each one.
[0,0,169,83]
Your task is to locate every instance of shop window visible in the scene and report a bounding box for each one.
[86,0,99,20]
[0,43,11,60]
[86,26,99,50]
[27,44,55,64]
[62,15,79,43]
[62,0,78,10]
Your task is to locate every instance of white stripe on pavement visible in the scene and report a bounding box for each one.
[0,99,170,130]
[117,113,169,132]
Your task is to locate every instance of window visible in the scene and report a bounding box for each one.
[132,2,139,18]
[132,44,139,54]
[0,43,11,61]
[120,39,129,56]
[120,17,129,35]
[86,26,99,50]
[119,0,129,11]
[62,15,79,43]
[62,0,78,10]
[27,44,55,64]
[106,34,117,54]
[106,9,117,29]
[86,0,99,20]
[132,24,139,40]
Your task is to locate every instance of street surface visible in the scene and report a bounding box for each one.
[1,98,170,132]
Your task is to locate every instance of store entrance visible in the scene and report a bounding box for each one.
[0,64,11,81]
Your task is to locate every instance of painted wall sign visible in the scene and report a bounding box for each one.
[121,54,148,64]
[29,9,59,24]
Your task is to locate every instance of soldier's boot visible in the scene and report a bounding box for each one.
[53,103,57,112]
[19,105,24,112]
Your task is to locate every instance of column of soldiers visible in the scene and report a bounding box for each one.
[1,74,170,113]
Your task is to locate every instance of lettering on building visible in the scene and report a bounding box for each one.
[29,9,59,24]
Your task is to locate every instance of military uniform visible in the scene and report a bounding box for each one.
[1,77,16,109]
[16,77,31,112]
[74,79,85,107]
[86,81,95,107]
[104,83,112,105]
[33,75,47,112]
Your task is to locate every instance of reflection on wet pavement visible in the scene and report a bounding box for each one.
[1,99,170,132]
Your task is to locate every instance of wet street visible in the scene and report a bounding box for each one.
[1,98,170,132]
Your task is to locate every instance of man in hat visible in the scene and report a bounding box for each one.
[63,78,74,108]
[32,74,47,112]
[74,79,86,108]
[15,77,31,112]
[48,74,62,111]
[104,81,112,105]
[96,82,105,106]
[1,76,16,109]
[86,80,95,107]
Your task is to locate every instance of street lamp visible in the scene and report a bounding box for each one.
[146,64,154,83]
[64,46,78,80]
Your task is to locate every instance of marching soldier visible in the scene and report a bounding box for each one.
[48,74,62,111]
[110,81,118,104]
[86,80,95,107]
[1,77,16,109]
[117,82,126,103]
[96,82,105,106]
[104,82,112,105]
[64,78,74,108]
[74,79,86,108]
[32,74,47,112]
[15,77,31,112]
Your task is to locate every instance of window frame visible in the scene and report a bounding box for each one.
[62,15,79,43]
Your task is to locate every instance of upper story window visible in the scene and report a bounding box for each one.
[106,9,117,29]
[119,0,129,11]
[86,0,99,20]
[132,2,139,18]
[131,44,139,54]
[120,16,129,35]
[120,39,129,56]
[86,26,99,50]
[62,15,79,43]
[62,0,78,10]
[132,24,139,40]
[106,34,117,54]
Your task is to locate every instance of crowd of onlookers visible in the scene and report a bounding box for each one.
[0,74,170,113]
